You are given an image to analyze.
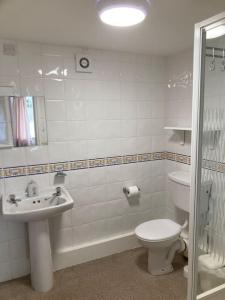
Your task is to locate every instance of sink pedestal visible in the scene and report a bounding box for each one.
[28,219,53,292]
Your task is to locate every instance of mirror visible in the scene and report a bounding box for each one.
[0,96,47,148]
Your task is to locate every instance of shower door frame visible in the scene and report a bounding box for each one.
[188,11,225,300]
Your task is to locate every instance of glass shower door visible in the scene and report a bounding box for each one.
[189,12,225,300]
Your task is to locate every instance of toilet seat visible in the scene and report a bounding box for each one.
[135,219,181,242]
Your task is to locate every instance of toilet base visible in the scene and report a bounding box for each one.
[147,239,185,276]
[147,248,174,275]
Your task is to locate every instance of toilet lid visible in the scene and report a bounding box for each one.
[135,219,181,242]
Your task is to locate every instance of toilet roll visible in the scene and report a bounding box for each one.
[123,186,140,198]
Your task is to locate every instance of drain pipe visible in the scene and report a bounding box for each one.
[182,220,188,230]
[167,238,186,264]
[181,219,189,258]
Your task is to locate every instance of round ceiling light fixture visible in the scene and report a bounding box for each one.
[96,0,150,27]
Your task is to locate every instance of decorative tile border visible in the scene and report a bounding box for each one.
[70,160,88,170]
[5,151,225,179]
[166,152,191,165]
[3,166,27,178]
[166,152,225,174]
[1,152,165,178]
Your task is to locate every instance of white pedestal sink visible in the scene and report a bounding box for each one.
[2,186,74,292]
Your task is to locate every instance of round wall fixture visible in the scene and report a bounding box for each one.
[79,57,90,69]
[96,0,150,27]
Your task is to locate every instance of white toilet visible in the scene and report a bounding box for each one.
[135,171,190,276]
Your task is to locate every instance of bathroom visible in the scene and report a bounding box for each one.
[0,1,225,299]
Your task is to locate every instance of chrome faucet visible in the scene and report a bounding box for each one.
[54,186,62,197]
[49,186,62,204]
[26,180,39,197]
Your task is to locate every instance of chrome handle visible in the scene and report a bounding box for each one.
[9,194,16,201]
[56,186,61,196]
[7,194,21,204]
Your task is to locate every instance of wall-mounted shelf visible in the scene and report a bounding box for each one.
[164,126,192,145]
[164,126,192,131]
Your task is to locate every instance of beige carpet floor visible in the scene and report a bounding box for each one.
[0,248,187,300]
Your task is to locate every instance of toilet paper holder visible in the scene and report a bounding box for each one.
[123,186,140,194]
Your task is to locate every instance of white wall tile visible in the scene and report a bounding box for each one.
[67,169,89,189]
[0,218,9,243]
[87,139,107,158]
[64,79,83,100]
[46,100,66,121]
[121,120,137,138]
[67,140,88,161]
[53,227,73,251]
[47,121,67,142]
[104,101,121,120]
[120,137,137,155]
[52,210,72,230]
[137,119,152,137]
[11,258,30,279]
[120,101,137,119]
[72,199,126,227]
[104,138,122,157]
[21,77,44,96]
[136,136,152,153]
[67,121,87,140]
[1,148,27,168]
[106,165,123,183]
[0,262,11,282]
[26,146,49,165]
[0,242,9,263]
[137,101,152,119]
[71,185,107,207]
[42,54,64,78]
[44,78,64,99]
[9,238,28,259]
[88,167,107,186]
[0,39,177,281]
[165,49,193,157]
[86,101,104,120]
[19,53,42,77]
[7,222,26,240]
[0,52,18,76]
[48,142,68,163]
[66,101,86,120]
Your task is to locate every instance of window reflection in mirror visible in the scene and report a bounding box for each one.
[0,96,47,148]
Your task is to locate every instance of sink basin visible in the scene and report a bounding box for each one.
[1,185,74,293]
[2,186,74,222]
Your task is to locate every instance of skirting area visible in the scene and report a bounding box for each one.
[53,232,139,271]
[0,248,187,300]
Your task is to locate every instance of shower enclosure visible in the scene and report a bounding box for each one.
[189,11,225,300]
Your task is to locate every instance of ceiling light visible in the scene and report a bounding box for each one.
[206,25,225,39]
[96,0,150,27]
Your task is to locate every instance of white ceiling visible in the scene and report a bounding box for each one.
[0,0,225,55]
